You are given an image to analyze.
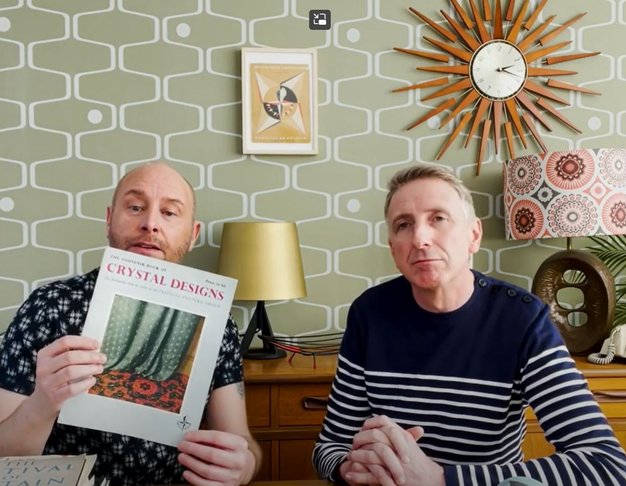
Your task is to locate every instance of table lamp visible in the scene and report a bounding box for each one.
[503,148,626,354]
[217,221,307,359]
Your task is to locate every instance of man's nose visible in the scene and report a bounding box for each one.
[412,225,431,248]
[140,209,160,233]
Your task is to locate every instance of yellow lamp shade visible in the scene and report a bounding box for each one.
[217,221,306,302]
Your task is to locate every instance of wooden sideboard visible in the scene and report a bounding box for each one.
[244,354,337,481]
[243,354,626,481]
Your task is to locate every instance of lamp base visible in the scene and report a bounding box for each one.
[242,346,287,360]
[532,249,615,355]
[240,300,286,360]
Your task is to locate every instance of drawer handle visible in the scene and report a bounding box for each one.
[302,396,329,410]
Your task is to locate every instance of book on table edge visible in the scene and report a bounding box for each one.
[0,454,103,485]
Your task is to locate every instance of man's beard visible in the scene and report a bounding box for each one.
[107,232,191,263]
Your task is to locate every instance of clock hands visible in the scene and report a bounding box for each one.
[496,65,523,78]
[501,69,522,78]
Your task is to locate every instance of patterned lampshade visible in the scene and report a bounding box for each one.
[503,148,626,241]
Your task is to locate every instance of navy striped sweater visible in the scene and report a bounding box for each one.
[313,272,626,485]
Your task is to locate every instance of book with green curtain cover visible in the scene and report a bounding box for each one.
[59,247,237,447]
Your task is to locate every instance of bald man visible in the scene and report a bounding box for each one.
[0,162,261,485]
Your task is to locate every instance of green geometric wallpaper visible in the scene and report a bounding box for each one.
[1,0,624,338]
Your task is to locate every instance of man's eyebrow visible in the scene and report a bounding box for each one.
[431,207,452,215]
[163,197,185,208]
[390,212,413,224]
[389,208,452,222]
[122,189,185,207]
[121,189,146,199]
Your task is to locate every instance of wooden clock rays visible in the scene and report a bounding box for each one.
[393,0,600,174]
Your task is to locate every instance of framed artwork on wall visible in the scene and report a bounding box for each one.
[241,47,318,155]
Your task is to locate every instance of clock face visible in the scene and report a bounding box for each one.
[469,40,527,101]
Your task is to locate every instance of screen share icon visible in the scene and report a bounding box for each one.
[309,10,331,30]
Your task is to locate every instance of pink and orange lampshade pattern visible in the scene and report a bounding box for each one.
[504,148,626,241]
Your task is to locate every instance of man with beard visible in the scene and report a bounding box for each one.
[0,162,261,486]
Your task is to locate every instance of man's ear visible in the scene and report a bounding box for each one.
[388,237,398,259]
[105,206,112,236]
[188,221,201,251]
[469,218,483,255]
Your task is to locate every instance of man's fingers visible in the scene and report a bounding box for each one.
[368,463,398,486]
[38,364,103,395]
[178,430,249,473]
[178,453,233,485]
[37,336,106,379]
[344,468,381,485]
[344,460,397,486]
[178,440,231,466]
[351,462,369,473]
[349,448,384,466]
[177,433,249,485]
[182,429,249,450]
[32,374,98,413]
[350,444,406,484]
[385,424,414,463]
[361,414,396,430]
[32,337,106,413]
[353,426,391,449]
[407,425,424,441]
[355,416,416,463]
[37,351,106,383]
[63,376,97,398]
[39,336,101,358]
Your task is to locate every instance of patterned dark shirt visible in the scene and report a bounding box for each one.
[0,268,243,485]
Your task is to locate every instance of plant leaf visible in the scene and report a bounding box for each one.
[586,235,626,327]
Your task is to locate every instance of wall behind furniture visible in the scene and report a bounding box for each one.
[1,0,624,337]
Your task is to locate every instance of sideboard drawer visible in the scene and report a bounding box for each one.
[595,401,626,420]
[279,439,321,479]
[278,383,331,426]
[588,378,626,391]
[247,384,271,428]
[243,354,338,480]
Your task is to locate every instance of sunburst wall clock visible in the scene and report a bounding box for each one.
[393,0,600,175]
